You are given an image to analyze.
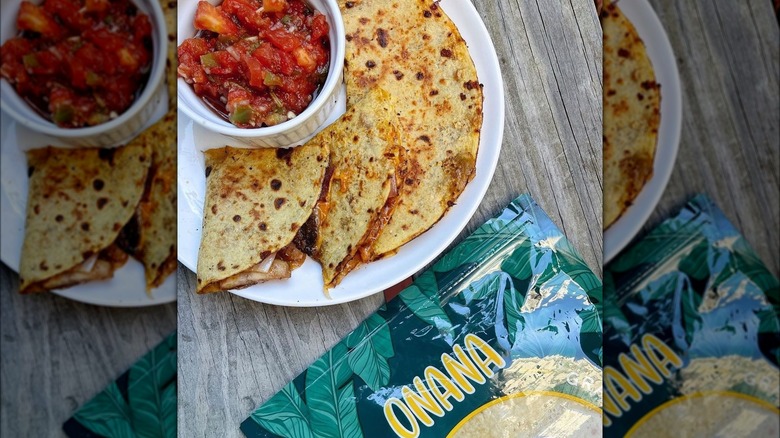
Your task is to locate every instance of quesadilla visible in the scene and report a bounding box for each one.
[295,88,406,288]
[196,144,328,294]
[602,0,661,228]
[19,144,151,294]
[119,111,177,291]
[338,0,483,257]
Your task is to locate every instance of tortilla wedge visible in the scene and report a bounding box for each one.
[338,0,483,257]
[295,88,406,289]
[19,144,151,294]
[119,111,177,291]
[196,143,329,294]
[602,0,661,228]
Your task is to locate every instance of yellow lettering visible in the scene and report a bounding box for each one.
[424,366,464,410]
[463,333,506,377]
[401,377,445,427]
[618,344,663,393]
[642,334,683,378]
[602,390,621,421]
[383,397,419,438]
[604,366,641,411]
[441,345,485,394]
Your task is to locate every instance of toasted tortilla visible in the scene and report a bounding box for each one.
[338,0,483,257]
[602,0,661,228]
[296,88,405,288]
[163,0,177,109]
[130,111,177,290]
[196,144,328,294]
[19,144,151,293]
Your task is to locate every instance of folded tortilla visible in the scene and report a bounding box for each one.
[602,0,660,228]
[295,88,406,288]
[122,111,177,291]
[196,143,328,294]
[339,0,483,257]
[19,144,151,293]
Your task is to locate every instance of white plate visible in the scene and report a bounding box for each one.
[0,106,176,307]
[177,0,505,306]
[603,0,682,263]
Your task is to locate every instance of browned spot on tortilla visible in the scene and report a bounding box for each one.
[377,28,388,47]
[211,205,218,215]
[259,222,267,231]
[275,198,286,209]
[98,148,115,165]
[416,72,424,80]
[39,261,48,271]
[423,10,431,17]
[97,198,108,209]
[217,261,225,271]
[233,215,241,222]
[441,48,452,58]
[55,215,64,222]
[291,223,299,232]
[366,60,376,68]
[618,48,630,58]
[270,179,282,190]
[33,205,40,215]
[418,135,431,144]
[205,166,212,177]
[27,166,34,177]
[81,222,90,231]
[113,223,122,231]
[393,70,404,80]
[276,148,294,166]
[93,179,104,191]
[429,90,438,96]
[359,17,369,25]
[345,1,355,7]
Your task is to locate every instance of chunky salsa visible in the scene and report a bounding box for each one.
[178,0,330,128]
[0,0,153,128]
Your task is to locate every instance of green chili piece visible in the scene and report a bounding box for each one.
[200,53,218,68]
[263,71,282,87]
[52,105,75,125]
[22,54,39,69]
[230,106,253,125]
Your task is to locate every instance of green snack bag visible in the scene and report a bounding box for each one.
[603,195,780,436]
[242,194,603,438]
[62,332,177,438]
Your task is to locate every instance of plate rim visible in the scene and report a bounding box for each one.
[603,0,682,263]
[177,0,506,307]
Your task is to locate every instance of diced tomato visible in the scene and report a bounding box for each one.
[178,37,213,84]
[222,0,271,33]
[132,14,153,46]
[194,1,240,35]
[204,50,241,76]
[241,53,267,90]
[263,0,288,13]
[265,28,301,52]
[311,14,329,41]
[43,0,89,32]
[17,1,65,39]
[253,43,296,75]
[84,0,110,13]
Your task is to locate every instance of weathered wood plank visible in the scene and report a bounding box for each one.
[0,266,176,436]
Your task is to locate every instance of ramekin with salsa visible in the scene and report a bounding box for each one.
[178,0,330,128]
[0,0,154,128]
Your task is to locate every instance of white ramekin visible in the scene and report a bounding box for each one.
[177,0,345,148]
[0,0,168,148]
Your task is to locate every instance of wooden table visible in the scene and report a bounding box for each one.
[0,267,176,436]
[177,0,603,435]
[642,0,779,277]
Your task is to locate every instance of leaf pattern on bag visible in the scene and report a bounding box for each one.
[251,382,313,438]
[69,332,177,438]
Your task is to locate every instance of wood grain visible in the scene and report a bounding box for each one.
[641,0,779,276]
[0,266,176,436]
[177,0,603,436]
